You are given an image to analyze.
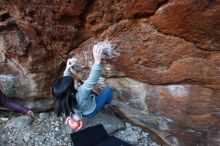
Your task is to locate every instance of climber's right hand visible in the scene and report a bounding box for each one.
[93,44,103,64]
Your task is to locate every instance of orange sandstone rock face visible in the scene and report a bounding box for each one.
[0,0,220,145]
[151,0,220,51]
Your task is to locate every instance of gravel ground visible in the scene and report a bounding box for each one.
[0,110,160,146]
[115,123,160,146]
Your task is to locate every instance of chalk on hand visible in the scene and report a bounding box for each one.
[68,57,77,67]
[68,57,82,73]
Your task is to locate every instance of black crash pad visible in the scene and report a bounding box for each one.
[70,124,132,146]
[96,136,132,146]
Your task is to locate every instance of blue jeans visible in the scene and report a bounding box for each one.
[85,88,112,118]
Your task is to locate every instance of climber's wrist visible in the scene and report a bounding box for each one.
[94,60,101,65]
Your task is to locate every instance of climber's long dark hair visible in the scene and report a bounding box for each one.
[52,76,77,117]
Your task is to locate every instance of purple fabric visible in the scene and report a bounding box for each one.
[0,90,28,114]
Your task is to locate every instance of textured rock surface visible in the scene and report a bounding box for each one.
[0,0,220,145]
[82,109,125,135]
[151,0,220,51]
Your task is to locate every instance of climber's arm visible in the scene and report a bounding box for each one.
[63,58,78,77]
[77,43,103,97]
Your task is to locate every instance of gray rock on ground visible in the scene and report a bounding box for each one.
[81,109,125,134]
[5,115,33,128]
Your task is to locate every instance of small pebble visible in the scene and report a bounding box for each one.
[1,117,9,121]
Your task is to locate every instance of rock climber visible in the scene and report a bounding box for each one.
[52,43,118,131]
